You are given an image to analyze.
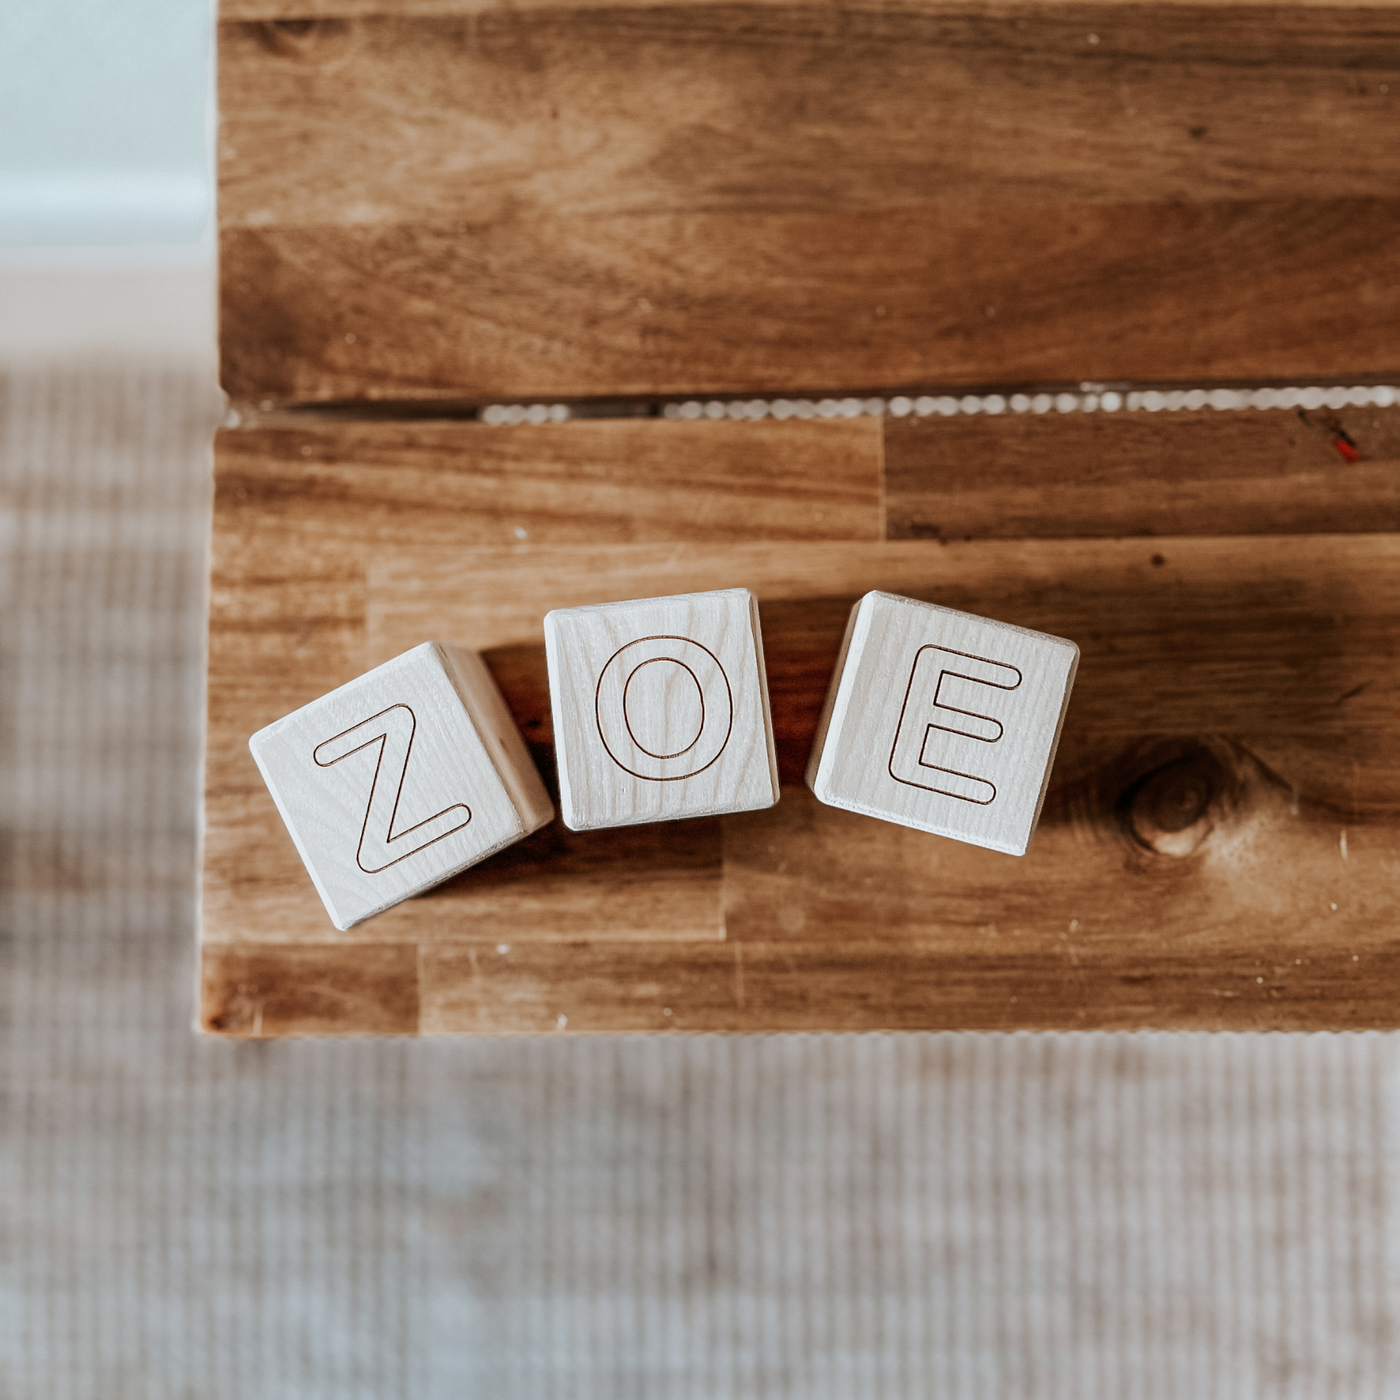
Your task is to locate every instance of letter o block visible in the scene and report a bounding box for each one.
[545,588,779,830]
[249,642,553,929]
[806,592,1078,855]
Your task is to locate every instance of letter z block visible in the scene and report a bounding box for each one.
[806,592,1078,855]
[249,641,553,929]
[544,588,780,831]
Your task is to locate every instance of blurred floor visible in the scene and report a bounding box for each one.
[1,262,1397,1398]
[0,246,214,360]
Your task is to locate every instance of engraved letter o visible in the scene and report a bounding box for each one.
[595,636,733,782]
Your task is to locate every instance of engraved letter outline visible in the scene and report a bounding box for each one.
[889,645,1022,806]
[313,704,471,872]
[595,636,733,782]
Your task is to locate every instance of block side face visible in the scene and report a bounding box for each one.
[248,644,528,927]
[744,589,781,804]
[806,592,875,793]
[546,588,776,829]
[816,593,1077,855]
[804,779,1031,856]
[437,642,554,833]
[543,613,583,830]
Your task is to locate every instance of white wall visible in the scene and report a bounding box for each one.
[0,0,215,360]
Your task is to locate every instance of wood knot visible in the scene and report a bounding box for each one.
[1118,745,1233,858]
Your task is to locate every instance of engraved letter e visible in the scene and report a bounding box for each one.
[888,646,1022,805]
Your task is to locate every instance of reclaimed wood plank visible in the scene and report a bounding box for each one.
[202,787,725,945]
[722,773,1398,947]
[223,0,1400,18]
[219,6,1400,402]
[214,418,880,545]
[200,943,420,1035]
[222,200,1400,402]
[202,415,1400,1030]
[886,406,1400,540]
[419,935,1400,1033]
[223,9,1400,229]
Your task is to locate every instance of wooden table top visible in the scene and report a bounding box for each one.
[205,0,1400,1034]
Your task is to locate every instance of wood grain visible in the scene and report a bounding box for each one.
[723,772,1399,948]
[203,790,725,945]
[215,418,880,544]
[219,6,1400,402]
[204,395,1400,1029]
[200,943,419,1036]
[419,932,1400,1033]
[887,407,1400,540]
[224,0,1400,19]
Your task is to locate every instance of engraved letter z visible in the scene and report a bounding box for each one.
[313,704,471,873]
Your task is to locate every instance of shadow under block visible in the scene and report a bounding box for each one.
[201,416,1400,1033]
[249,642,553,928]
[807,593,1078,856]
[219,3,1400,404]
[545,589,779,831]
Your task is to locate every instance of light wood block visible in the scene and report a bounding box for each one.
[248,641,552,929]
[806,593,1078,856]
[544,589,779,831]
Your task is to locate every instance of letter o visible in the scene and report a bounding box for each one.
[595,636,733,781]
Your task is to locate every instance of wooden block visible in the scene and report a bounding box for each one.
[248,641,553,928]
[806,592,1078,856]
[544,588,779,831]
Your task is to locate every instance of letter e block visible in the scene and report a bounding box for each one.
[544,588,779,830]
[806,592,1078,855]
[249,641,553,929]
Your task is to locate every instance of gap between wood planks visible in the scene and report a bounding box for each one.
[223,380,1399,432]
